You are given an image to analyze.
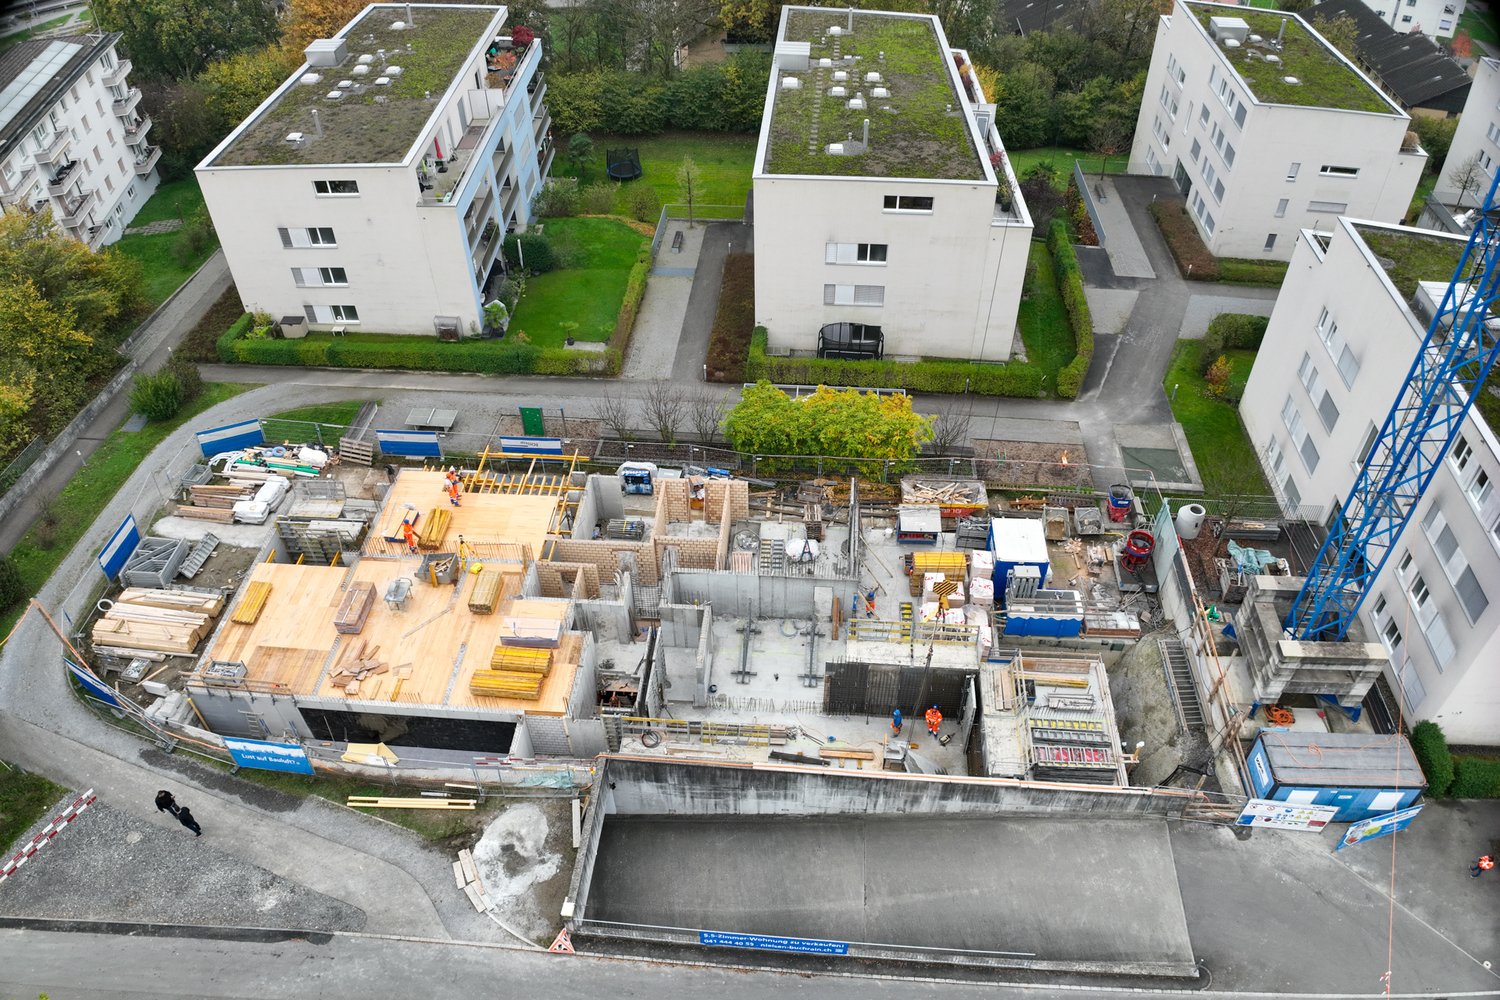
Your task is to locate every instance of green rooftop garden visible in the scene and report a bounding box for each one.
[1187,2,1393,114]
[764,9,982,179]
[212,6,499,166]
[1354,224,1465,300]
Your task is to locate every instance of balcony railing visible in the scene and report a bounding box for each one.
[133,145,161,176]
[533,108,551,142]
[32,129,68,164]
[57,189,95,228]
[124,115,152,144]
[111,87,141,117]
[102,58,131,87]
[47,160,80,197]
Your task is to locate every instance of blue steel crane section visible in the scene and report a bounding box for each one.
[1288,173,1500,641]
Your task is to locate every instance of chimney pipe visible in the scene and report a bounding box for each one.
[862,118,869,147]
[406,2,415,23]
[847,6,854,31]
[1275,18,1286,46]
[311,108,323,136]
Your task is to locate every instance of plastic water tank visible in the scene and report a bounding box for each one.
[1176,503,1207,541]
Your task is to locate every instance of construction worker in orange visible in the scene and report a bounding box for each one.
[1472,854,1495,877]
[925,704,942,739]
[401,522,418,554]
[445,468,460,492]
[864,590,877,618]
[448,480,462,507]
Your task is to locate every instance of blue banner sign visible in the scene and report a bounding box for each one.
[1336,805,1425,851]
[699,931,849,956]
[223,736,315,775]
[65,657,120,708]
[498,436,564,455]
[375,429,442,458]
[96,514,140,580]
[196,418,264,458]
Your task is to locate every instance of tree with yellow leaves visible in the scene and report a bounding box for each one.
[724,381,933,477]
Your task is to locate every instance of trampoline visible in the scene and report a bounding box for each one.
[607,148,643,181]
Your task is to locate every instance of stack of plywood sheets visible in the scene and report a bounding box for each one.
[471,643,552,699]
[419,508,451,549]
[468,569,505,615]
[230,581,273,624]
[91,590,223,655]
[116,588,225,616]
[176,484,257,522]
[334,582,376,634]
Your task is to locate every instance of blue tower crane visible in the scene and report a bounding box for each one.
[1288,171,1500,641]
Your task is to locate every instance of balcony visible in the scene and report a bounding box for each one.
[102,57,131,87]
[86,216,114,250]
[57,189,95,228]
[46,159,80,197]
[32,129,68,164]
[537,136,555,176]
[133,145,161,176]
[111,87,141,117]
[528,73,547,110]
[123,115,152,145]
[533,107,551,144]
[0,169,37,208]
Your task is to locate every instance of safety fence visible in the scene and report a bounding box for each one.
[0,435,45,498]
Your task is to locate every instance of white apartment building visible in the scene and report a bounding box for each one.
[1345,0,1467,39]
[751,6,1032,363]
[1433,57,1500,209]
[0,33,160,249]
[1130,0,1425,261]
[1240,217,1500,744]
[197,3,552,336]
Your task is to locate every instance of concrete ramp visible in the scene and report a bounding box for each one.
[583,814,1197,977]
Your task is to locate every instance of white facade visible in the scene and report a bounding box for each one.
[1240,218,1500,744]
[1130,0,1425,261]
[751,9,1032,363]
[1433,57,1500,208]
[1355,0,1467,39]
[197,4,552,336]
[0,34,160,249]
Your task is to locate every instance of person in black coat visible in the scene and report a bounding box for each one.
[176,806,202,837]
[155,790,178,815]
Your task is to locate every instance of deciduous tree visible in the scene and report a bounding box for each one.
[199,45,302,129]
[1448,151,1487,208]
[282,0,369,51]
[93,0,281,80]
[0,209,144,340]
[676,155,703,227]
[724,382,933,475]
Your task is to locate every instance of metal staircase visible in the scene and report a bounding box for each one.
[1158,638,1205,731]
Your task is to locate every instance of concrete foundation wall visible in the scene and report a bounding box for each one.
[186,685,313,740]
[671,571,857,619]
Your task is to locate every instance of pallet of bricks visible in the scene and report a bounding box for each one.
[471,644,552,699]
[91,588,225,656]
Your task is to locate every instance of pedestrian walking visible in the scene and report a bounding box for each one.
[177,806,202,837]
[925,704,943,738]
[154,790,179,815]
[891,708,903,737]
[1471,854,1494,877]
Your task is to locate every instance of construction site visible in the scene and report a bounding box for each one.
[69,413,1425,977]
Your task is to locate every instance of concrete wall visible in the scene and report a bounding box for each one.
[1130,1,1422,260]
[1434,57,1500,206]
[671,569,858,619]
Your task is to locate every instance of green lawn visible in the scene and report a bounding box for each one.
[0,383,252,637]
[262,401,371,445]
[555,131,757,215]
[1017,241,1076,388]
[1008,147,1129,189]
[0,765,66,854]
[0,14,73,54]
[510,217,648,347]
[113,177,219,307]
[1164,341,1272,496]
[1460,3,1498,45]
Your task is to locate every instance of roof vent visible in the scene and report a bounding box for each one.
[1208,16,1250,43]
[872,86,890,98]
[375,76,392,85]
[773,40,810,71]
[847,95,866,110]
[299,72,323,85]
[326,90,345,100]
[1265,53,1281,64]
[828,25,843,35]
[352,65,370,76]
[387,66,403,76]
[781,75,801,89]
[826,142,845,154]
[818,57,833,68]
[1224,37,1241,49]
[374,94,388,103]
[286,131,305,144]
[1248,33,1263,43]
[832,70,848,81]
[865,71,881,83]
[829,85,847,97]
[1283,75,1301,84]
[357,53,374,64]
[337,79,354,89]
[303,38,348,67]
[390,20,406,30]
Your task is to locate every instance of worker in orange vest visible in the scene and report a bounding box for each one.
[864,590,877,619]
[448,480,462,507]
[925,704,942,738]
[444,469,459,491]
[1472,854,1495,877]
[400,522,418,554]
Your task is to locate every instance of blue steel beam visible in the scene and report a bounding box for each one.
[1289,173,1500,641]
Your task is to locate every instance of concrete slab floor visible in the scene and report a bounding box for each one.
[586,815,1194,967]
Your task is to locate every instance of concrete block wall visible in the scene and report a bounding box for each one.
[706,480,750,523]
[655,537,720,571]
[657,478,694,523]
[550,539,659,585]
[536,561,602,599]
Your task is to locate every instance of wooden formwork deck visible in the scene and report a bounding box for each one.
[366,470,557,559]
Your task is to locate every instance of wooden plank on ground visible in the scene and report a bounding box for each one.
[458,849,479,885]
[463,882,487,913]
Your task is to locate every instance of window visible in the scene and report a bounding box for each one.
[1440,18,1453,29]
[1160,85,1180,119]
[1319,165,1359,177]
[1355,422,1379,467]
[127,184,136,200]
[1275,198,1289,218]
[292,266,349,287]
[1401,14,1413,23]
[826,242,888,264]
[1282,396,1320,472]
[1469,469,1492,507]
[824,284,884,306]
[1316,307,1360,386]
[1287,162,1300,181]
[313,179,359,195]
[1267,436,1302,507]
[1199,105,1211,127]
[1263,233,1277,253]
[1297,354,1340,431]
[278,226,337,248]
[304,304,361,323]
[1489,122,1500,147]
[1307,200,1348,214]
[1189,138,1202,162]
[882,195,933,212]
[1190,191,1215,235]
[104,175,113,192]
[1451,436,1473,474]
[1167,54,1185,86]
[1423,506,1490,621]
[1153,115,1171,149]
[80,114,89,130]
[1404,568,1456,667]
[92,145,101,164]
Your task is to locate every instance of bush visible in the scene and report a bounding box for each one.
[1219,258,1289,286]
[1150,199,1219,281]
[1048,218,1094,399]
[129,369,185,421]
[216,312,253,362]
[1201,313,1269,374]
[746,329,1047,397]
[580,182,618,215]
[610,247,652,352]
[548,54,770,136]
[1450,755,1500,799]
[627,183,661,223]
[532,178,580,217]
[502,233,558,274]
[0,555,23,610]
[166,356,203,402]
[1064,180,1098,247]
[1409,720,1454,797]
[172,207,217,268]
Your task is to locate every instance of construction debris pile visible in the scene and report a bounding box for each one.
[91,588,225,657]
[328,638,409,698]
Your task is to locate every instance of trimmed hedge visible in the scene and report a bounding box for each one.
[1150,199,1219,281]
[746,329,1047,396]
[216,312,253,363]
[1410,720,1455,796]
[1451,755,1500,799]
[610,247,652,352]
[1048,218,1094,399]
[1219,258,1289,286]
[218,328,616,376]
[1201,313,1269,374]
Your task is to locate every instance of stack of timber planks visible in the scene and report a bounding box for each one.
[452,848,495,912]
[175,484,255,523]
[471,643,551,699]
[91,588,224,655]
[327,639,394,697]
[334,582,376,634]
[230,581,273,624]
[419,508,451,549]
[467,569,505,615]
